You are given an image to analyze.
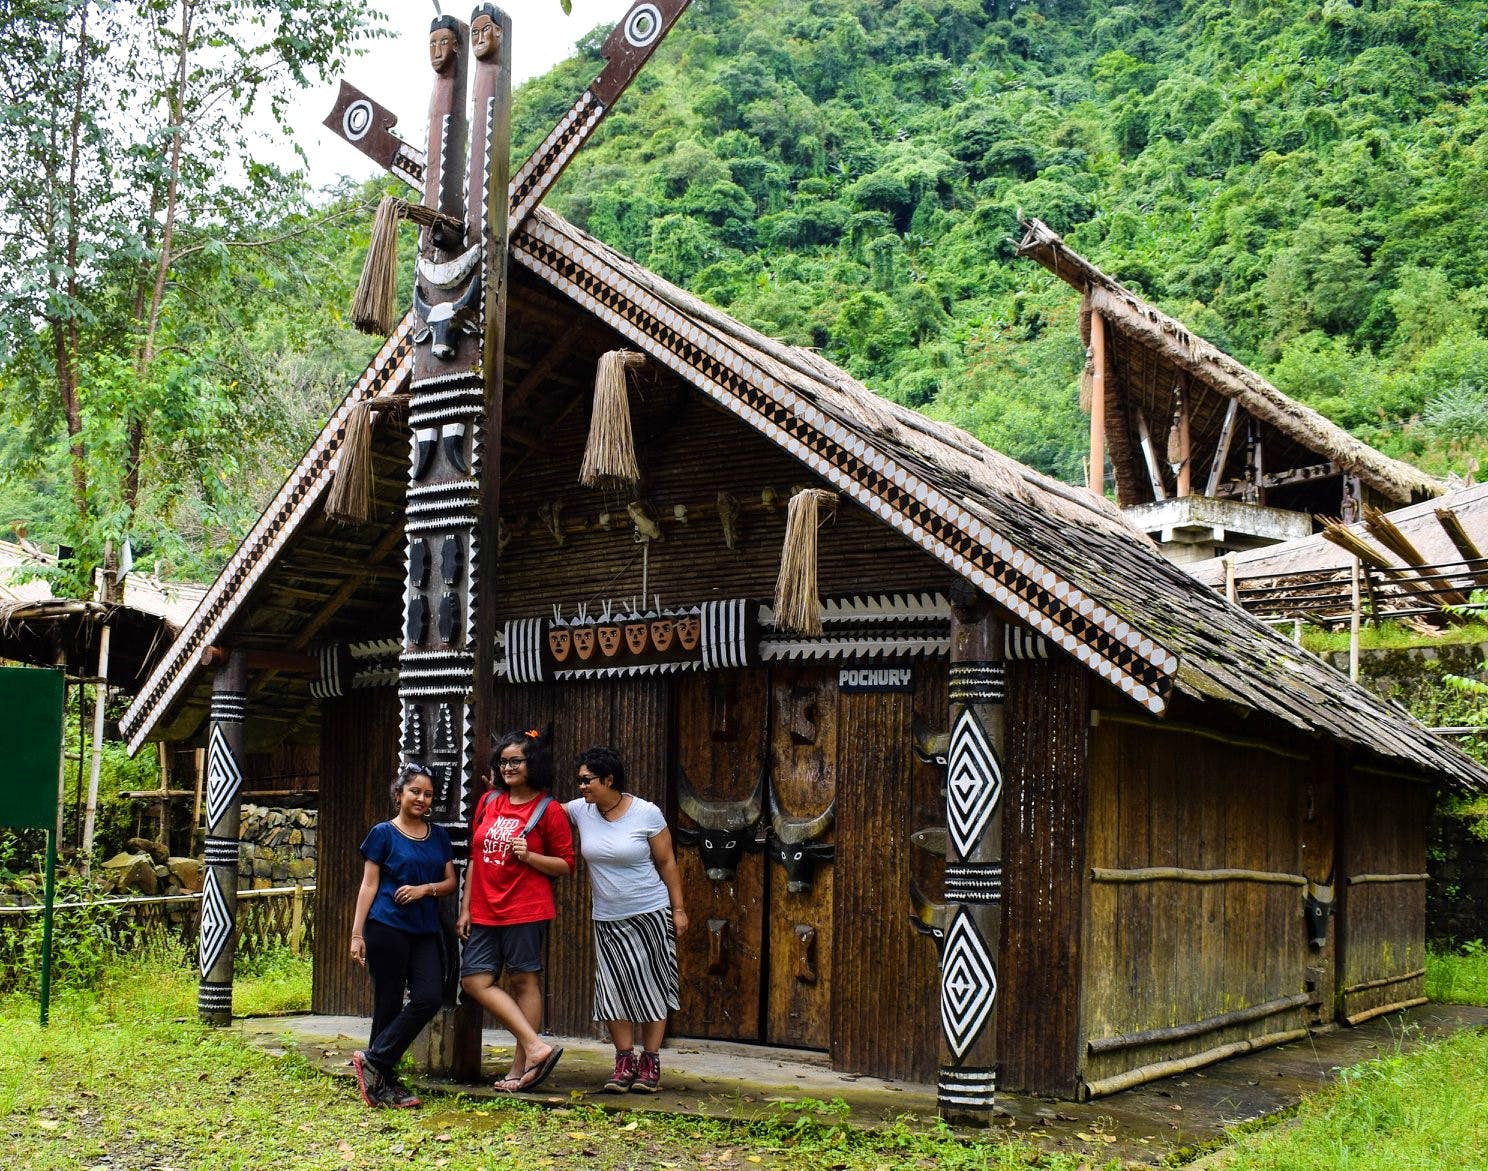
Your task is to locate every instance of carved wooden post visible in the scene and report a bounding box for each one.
[938,584,1004,1122]
[400,12,476,1077]
[199,648,247,1026]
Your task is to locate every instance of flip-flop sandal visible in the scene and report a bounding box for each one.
[517,1047,564,1092]
[491,1075,525,1093]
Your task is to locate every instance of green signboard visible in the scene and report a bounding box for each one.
[0,666,65,832]
[0,665,65,1025]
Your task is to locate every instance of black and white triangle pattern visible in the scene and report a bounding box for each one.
[205,723,243,831]
[199,870,233,979]
[941,908,997,1060]
[946,707,1002,859]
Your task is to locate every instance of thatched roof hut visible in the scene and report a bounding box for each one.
[1017,219,1442,520]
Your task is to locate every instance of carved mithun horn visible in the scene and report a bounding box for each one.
[676,759,765,832]
[908,878,948,933]
[769,788,835,846]
[911,715,950,764]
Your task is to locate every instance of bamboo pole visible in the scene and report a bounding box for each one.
[1224,554,1237,603]
[1087,992,1310,1054]
[1343,997,1427,1028]
[1364,504,1468,606]
[1349,556,1361,683]
[1345,872,1429,885]
[1088,309,1107,494]
[1341,968,1426,996]
[1084,1028,1310,1099]
[1092,709,1309,760]
[1435,508,1487,587]
[80,622,112,876]
[1090,866,1305,886]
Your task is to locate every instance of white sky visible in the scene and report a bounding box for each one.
[295,0,634,189]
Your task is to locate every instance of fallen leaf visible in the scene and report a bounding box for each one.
[34,1119,60,1131]
[338,1140,354,1162]
[619,1120,639,1131]
[435,1133,452,1142]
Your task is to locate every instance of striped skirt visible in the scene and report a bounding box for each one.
[592,908,680,1023]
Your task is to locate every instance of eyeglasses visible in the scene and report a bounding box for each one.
[576,772,599,784]
[498,757,528,771]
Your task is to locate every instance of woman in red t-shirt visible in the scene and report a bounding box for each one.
[457,729,574,1091]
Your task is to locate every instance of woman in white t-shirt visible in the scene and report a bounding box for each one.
[565,745,688,1094]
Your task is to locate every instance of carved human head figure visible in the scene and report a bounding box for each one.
[429,15,462,74]
[470,4,501,61]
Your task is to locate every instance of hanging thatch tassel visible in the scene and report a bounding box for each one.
[352,198,466,336]
[325,401,374,524]
[579,350,647,489]
[352,196,408,336]
[773,488,839,636]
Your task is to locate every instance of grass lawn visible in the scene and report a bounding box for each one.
[4,945,1488,1169]
[0,948,1097,1171]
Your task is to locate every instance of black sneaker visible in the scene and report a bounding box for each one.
[385,1074,422,1109]
[351,1050,389,1109]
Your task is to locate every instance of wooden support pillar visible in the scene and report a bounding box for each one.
[199,648,247,1026]
[1087,308,1107,495]
[1174,385,1192,498]
[937,583,1005,1123]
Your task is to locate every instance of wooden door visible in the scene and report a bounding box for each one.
[672,670,769,1040]
[764,666,836,1049]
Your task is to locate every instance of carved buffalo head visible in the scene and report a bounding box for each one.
[675,760,765,882]
[412,275,481,360]
[766,789,835,893]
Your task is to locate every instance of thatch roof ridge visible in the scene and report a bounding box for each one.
[118,205,1487,790]
[1016,218,1443,505]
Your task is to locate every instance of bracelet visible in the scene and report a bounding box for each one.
[351,934,364,941]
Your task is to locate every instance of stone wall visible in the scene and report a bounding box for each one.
[237,805,317,890]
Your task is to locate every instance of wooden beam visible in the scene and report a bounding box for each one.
[291,521,409,652]
[1133,408,1166,502]
[1205,399,1242,497]
[1088,309,1107,493]
[1213,460,1341,497]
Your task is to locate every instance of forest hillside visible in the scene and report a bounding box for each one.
[3,0,1486,585]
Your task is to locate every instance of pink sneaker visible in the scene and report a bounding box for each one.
[632,1051,661,1093]
[604,1050,638,1093]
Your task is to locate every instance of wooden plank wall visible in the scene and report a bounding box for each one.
[831,665,946,1082]
[313,686,400,1015]
[997,655,1089,1097]
[1081,718,1314,1089]
[1337,771,1428,1022]
[494,391,951,617]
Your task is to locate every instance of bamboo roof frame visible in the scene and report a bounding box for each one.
[1017,218,1443,507]
[117,208,1486,790]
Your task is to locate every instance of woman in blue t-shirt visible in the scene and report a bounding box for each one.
[349,763,455,1109]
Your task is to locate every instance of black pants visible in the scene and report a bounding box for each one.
[363,918,443,1074]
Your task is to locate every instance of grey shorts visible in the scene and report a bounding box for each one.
[460,921,547,978]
